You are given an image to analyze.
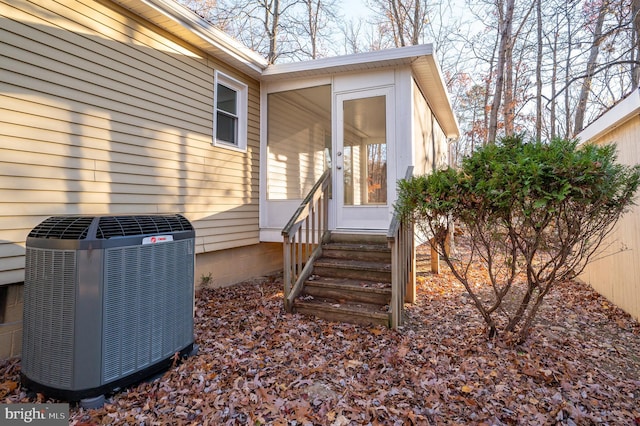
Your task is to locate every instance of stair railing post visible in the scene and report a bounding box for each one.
[282,169,331,311]
[404,219,416,304]
[390,236,400,328]
[387,166,414,328]
[283,238,292,310]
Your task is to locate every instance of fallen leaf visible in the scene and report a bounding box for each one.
[0,242,638,425]
[0,380,17,397]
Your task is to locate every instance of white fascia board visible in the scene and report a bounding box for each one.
[578,89,640,143]
[262,44,434,80]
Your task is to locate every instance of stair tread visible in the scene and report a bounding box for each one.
[305,276,391,292]
[314,258,391,271]
[295,298,389,319]
[329,233,388,244]
[323,242,391,252]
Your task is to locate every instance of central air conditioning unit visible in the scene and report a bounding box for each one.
[21,214,196,403]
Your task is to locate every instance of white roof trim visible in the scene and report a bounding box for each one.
[578,89,640,143]
[262,44,434,79]
[113,0,268,78]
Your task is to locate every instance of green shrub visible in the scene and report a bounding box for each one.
[396,135,640,343]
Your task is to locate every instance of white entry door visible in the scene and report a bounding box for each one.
[335,87,394,230]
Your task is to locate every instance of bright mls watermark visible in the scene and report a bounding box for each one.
[0,404,68,425]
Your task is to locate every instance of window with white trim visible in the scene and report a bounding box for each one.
[213,71,248,151]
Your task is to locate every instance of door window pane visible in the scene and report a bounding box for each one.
[342,96,387,205]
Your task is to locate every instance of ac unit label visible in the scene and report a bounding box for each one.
[142,235,174,244]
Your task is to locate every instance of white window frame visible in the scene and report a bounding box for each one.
[213,71,248,152]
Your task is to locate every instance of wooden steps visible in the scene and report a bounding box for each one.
[294,299,390,326]
[292,233,392,327]
[303,276,391,305]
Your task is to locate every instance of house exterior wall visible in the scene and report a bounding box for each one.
[412,79,448,176]
[1,0,264,286]
[579,115,640,321]
[0,283,22,359]
[0,0,275,358]
[195,242,282,290]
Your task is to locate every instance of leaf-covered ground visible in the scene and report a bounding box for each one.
[2,245,640,425]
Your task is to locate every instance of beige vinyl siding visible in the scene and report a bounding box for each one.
[0,0,261,285]
[579,116,640,321]
[412,80,448,175]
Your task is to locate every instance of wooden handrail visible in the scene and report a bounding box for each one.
[282,169,331,311]
[387,166,416,328]
[282,168,331,239]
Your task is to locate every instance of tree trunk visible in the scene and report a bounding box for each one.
[564,6,572,139]
[535,0,543,141]
[306,0,318,59]
[632,0,640,89]
[484,37,498,146]
[488,0,515,144]
[550,24,558,140]
[574,0,608,134]
[266,0,280,64]
[411,0,421,45]
[503,38,514,136]
[389,0,406,47]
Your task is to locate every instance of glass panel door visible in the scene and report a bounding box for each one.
[335,88,393,230]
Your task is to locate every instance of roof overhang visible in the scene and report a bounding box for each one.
[111,2,459,138]
[263,44,460,139]
[578,89,640,143]
[111,0,268,79]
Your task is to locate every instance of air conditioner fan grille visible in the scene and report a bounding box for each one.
[27,217,93,240]
[97,215,193,238]
[27,215,194,240]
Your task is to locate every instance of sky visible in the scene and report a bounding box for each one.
[340,0,374,21]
